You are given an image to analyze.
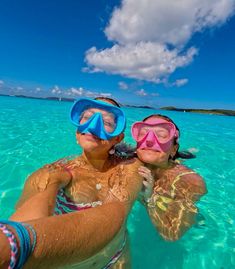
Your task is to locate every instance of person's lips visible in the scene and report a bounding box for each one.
[140,148,160,152]
[82,133,100,142]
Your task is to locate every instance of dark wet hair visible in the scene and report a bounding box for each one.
[143,114,195,160]
[94,97,120,107]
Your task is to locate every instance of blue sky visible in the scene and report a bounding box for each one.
[0,0,235,109]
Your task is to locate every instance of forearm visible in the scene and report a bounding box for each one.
[10,183,60,221]
[146,172,206,241]
[1,202,126,269]
[147,199,197,241]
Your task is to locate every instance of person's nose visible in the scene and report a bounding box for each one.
[146,140,154,147]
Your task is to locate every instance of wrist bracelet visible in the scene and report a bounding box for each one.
[144,196,156,208]
[0,220,37,269]
[0,224,18,269]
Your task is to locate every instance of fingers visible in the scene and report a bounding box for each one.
[142,178,154,197]
[138,166,155,201]
[138,166,151,173]
[142,180,153,188]
[138,168,154,183]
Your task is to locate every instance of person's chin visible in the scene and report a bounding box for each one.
[137,149,161,163]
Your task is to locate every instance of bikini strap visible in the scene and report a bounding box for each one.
[175,171,196,181]
[171,171,196,198]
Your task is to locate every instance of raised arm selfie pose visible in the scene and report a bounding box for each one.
[9,97,143,269]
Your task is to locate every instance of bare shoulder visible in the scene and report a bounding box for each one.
[117,158,143,184]
[171,164,207,198]
[17,157,76,207]
[118,158,143,172]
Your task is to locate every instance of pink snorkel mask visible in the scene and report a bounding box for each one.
[131,118,179,152]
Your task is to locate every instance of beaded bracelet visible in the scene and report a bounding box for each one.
[0,223,18,269]
[0,220,37,269]
[23,223,37,253]
[143,196,157,208]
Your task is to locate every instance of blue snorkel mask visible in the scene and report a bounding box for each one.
[70,98,126,140]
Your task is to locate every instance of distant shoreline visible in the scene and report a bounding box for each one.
[1,94,234,116]
[160,106,235,116]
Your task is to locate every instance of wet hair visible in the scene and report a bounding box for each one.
[143,114,196,160]
[114,142,136,159]
[94,96,121,107]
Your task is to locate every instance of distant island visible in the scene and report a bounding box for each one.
[0,94,155,109]
[0,94,75,103]
[160,106,235,116]
[1,94,234,116]
[124,104,154,109]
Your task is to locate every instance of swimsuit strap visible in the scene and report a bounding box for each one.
[55,189,102,215]
[175,171,196,181]
[102,232,127,269]
[171,171,196,198]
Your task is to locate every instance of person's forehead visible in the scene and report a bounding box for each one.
[144,117,170,124]
[85,108,114,117]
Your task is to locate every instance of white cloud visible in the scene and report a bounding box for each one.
[63,87,112,99]
[84,90,112,98]
[118,81,128,90]
[0,80,4,84]
[99,92,112,97]
[36,87,42,92]
[171,78,189,87]
[105,0,234,46]
[66,87,84,96]
[51,85,62,94]
[85,43,197,82]
[135,88,148,96]
[85,90,98,97]
[85,0,235,83]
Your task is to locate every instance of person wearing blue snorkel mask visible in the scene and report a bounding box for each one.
[10,97,144,269]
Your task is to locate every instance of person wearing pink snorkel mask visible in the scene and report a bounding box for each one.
[132,114,207,241]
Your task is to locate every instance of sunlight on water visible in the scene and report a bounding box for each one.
[0,96,235,268]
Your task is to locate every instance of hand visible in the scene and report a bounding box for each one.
[43,161,73,189]
[138,166,154,203]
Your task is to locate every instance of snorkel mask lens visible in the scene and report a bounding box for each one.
[80,109,116,133]
[131,118,178,152]
[70,98,126,140]
[137,123,174,143]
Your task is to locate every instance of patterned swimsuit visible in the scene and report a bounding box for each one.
[54,189,126,269]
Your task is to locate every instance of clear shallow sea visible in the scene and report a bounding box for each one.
[0,96,235,269]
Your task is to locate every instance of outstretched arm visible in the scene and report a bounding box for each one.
[145,172,207,241]
[11,161,72,221]
[0,200,126,269]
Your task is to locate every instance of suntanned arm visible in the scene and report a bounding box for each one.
[106,158,144,212]
[146,173,207,241]
[0,200,126,269]
[11,162,72,221]
[124,158,144,205]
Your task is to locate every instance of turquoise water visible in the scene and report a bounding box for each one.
[0,96,235,268]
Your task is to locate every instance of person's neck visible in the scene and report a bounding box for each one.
[146,160,174,177]
[81,151,111,171]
